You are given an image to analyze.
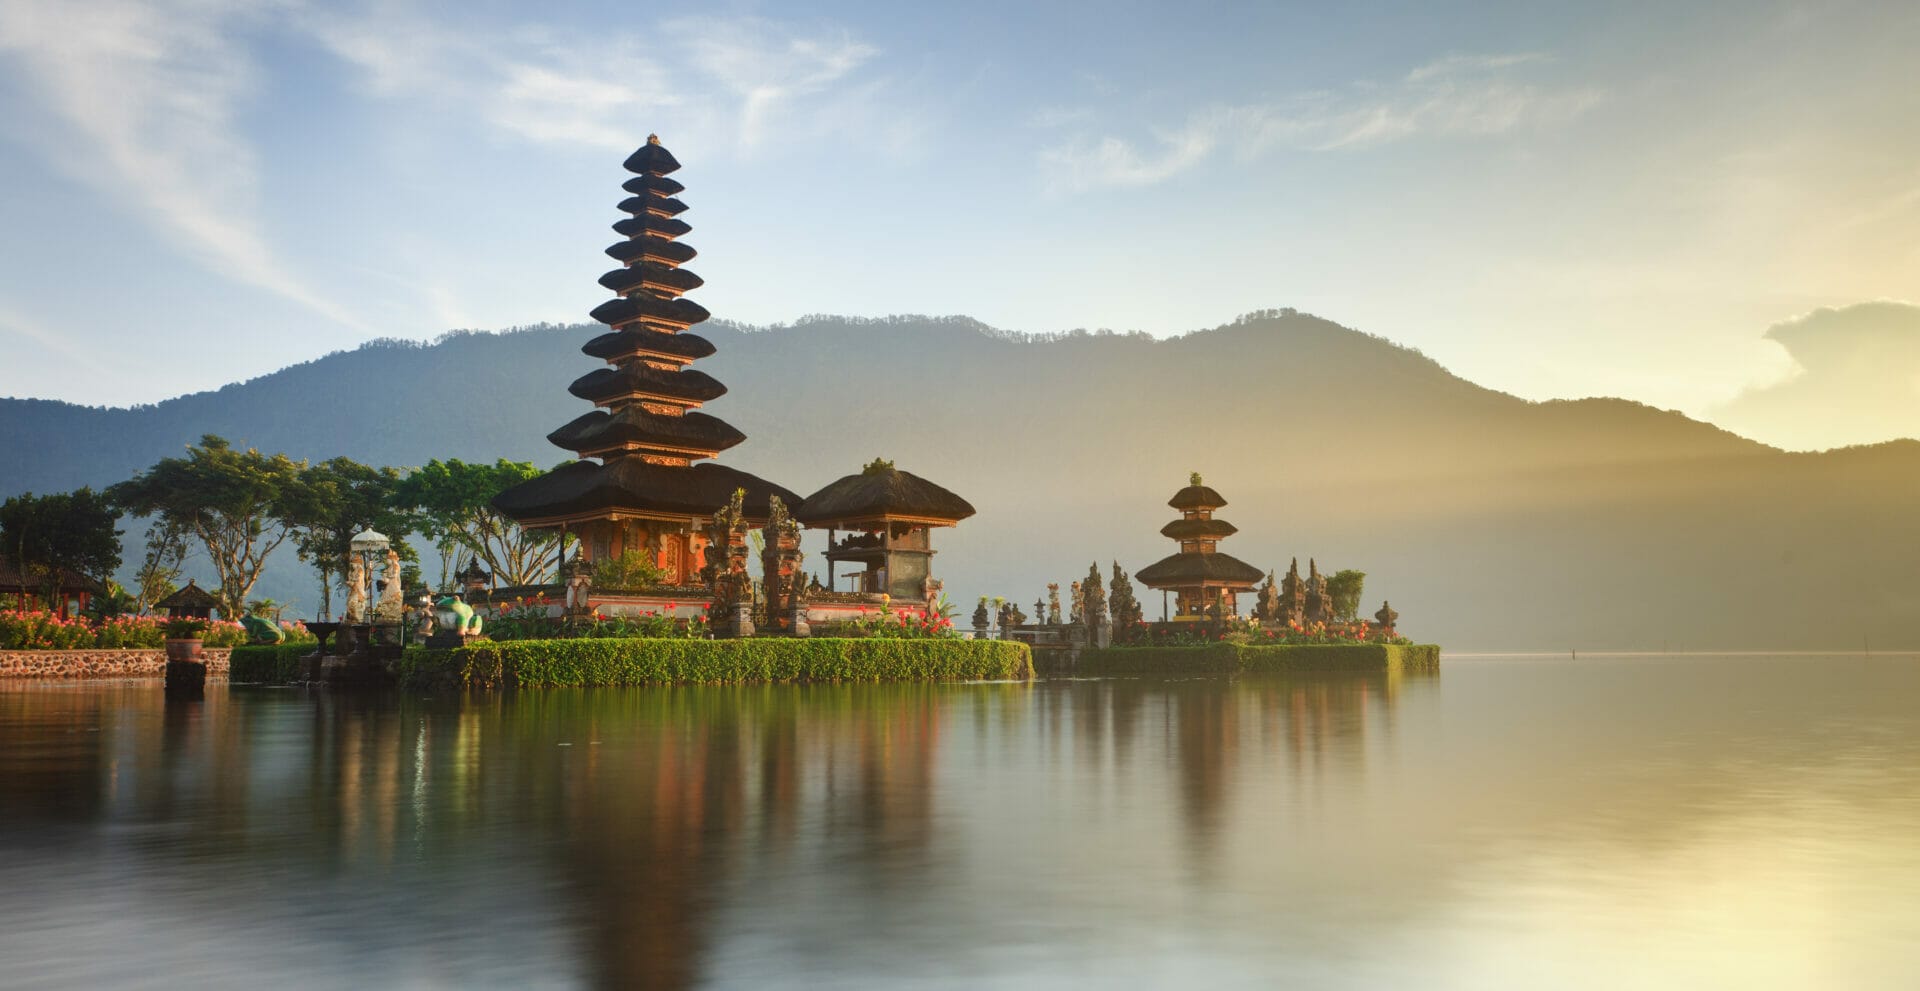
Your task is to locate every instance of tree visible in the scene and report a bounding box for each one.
[107,435,310,619]
[292,457,419,620]
[132,520,189,615]
[0,488,123,610]
[1328,569,1367,623]
[394,458,561,587]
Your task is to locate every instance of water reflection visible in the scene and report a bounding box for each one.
[4,658,1917,989]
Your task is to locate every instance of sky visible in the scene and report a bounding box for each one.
[0,0,1916,449]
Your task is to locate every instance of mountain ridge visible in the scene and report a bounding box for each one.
[2,310,1913,650]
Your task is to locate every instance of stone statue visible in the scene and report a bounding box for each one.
[1034,597,1046,626]
[1306,558,1334,626]
[923,576,943,618]
[1255,570,1279,622]
[345,555,369,625]
[1279,558,1305,627]
[435,595,483,635]
[1047,583,1061,626]
[972,596,990,632]
[374,547,406,624]
[563,556,593,618]
[241,614,284,645]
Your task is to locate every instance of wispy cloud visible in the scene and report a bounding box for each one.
[304,8,889,157]
[1040,53,1603,192]
[0,0,363,329]
[0,299,113,376]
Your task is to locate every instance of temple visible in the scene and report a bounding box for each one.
[494,135,798,583]
[1134,473,1263,620]
[795,459,974,599]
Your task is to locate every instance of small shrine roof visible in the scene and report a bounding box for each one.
[0,555,104,594]
[795,464,976,527]
[153,579,222,611]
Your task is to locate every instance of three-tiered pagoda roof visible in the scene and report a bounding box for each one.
[1135,474,1263,608]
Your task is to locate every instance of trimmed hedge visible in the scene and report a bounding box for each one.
[1074,643,1440,675]
[398,637,1034,690]
[228,644,312,684]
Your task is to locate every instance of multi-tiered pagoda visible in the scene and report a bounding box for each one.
[1134,473,1264,620]
[494,135,798,584]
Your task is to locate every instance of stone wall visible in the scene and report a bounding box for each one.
[0,648,234,679]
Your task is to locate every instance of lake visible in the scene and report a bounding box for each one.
[2,653,1917,989]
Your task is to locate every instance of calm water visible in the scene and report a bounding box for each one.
[2,654,1918,989]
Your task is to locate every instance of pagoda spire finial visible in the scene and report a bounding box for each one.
[647,133,660,145]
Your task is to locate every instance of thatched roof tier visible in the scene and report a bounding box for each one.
[547,408,746,458]
[621,174,684,197]
[581,329,715,364]
[623,137,681,175]
[0,555,105,596]
[616,194,689,218]
[590,294,710,330]
[567,364,727,405]
[611,214,693,240]
[493,459,800,526]
[599,263,703,298]
[606,237,697,266]
[796,465,976,527]
[1160,518,1239,540]
[1168,484,1228,510]
[1135,551,1263,589]
[153,580,222,612]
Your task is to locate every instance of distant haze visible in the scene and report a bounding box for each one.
[1,3,1917,429]
[3,311,1915,652]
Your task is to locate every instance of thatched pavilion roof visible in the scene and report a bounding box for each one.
[153,580,222,613]
[1135,551,1264,589]
[795,462,975,527]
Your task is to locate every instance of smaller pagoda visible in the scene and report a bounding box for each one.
[1134,473,1263,620]
[794,459,975,600]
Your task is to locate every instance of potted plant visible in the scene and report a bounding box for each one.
[163,617,208,664]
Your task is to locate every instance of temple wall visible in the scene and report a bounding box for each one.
[0,648,234,679]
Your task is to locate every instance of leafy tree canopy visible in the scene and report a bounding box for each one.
[0,487,122,606]
[107,435,311,619]
[1327,569,1367,623]
[393,458,558,587]
[293,457,420,617]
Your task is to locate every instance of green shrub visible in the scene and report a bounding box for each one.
[228,643,312,683]
[590,549,667,589]
[399,637,1033,690]
[1075,642,1440,674]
